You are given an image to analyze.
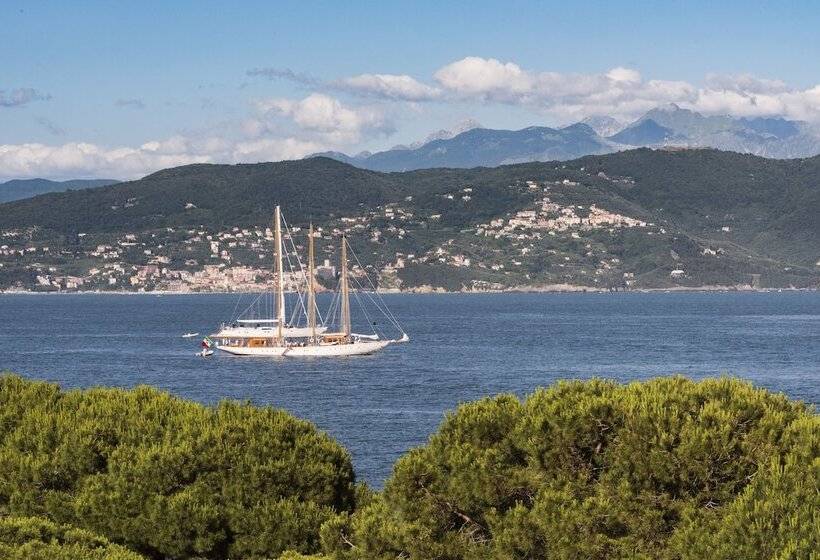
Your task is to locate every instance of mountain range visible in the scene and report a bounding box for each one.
[314,105,820,171]
[0,178,119,204]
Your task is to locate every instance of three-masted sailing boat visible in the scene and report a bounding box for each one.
[211,205,407,357]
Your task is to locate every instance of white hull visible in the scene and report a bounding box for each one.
[216,344,288,356]
[285,340,391,357]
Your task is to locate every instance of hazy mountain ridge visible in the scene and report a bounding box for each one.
[315,105,820,171]
[0,178,119,203]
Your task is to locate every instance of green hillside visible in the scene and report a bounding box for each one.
[0,149,817,291]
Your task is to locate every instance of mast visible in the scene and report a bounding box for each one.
[274,206,285,341]
[340,235,351,337]
[307,223,317,341]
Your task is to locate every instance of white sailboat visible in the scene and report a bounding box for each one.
[284,228,408,358]
[212,206,325,356]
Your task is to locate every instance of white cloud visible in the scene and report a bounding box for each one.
[336,73,441,101]
[426,57,820,123]
[0,93,395,180]
[704,73,790,94]
[0,141,211,180]
[0,134,324,181]
[231,137,322,163]
[606,67,642,84]
[431,57,701,119]
[257,93,393,143]
[434,57,533,99]
[5,60,820,180]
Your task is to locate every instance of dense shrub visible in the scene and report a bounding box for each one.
[322,377,818,559]
[2,374,816,559]
[0,374,355,559]
[0,515,144,559]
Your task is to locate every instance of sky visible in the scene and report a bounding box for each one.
[1,0,819,180]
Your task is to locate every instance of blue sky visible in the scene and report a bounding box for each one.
[2,0,819,179]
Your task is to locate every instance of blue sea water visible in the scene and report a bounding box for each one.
[0,292,818,485]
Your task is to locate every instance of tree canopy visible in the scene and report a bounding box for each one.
[321,377,818,560]
[0,516,145,560]
[0,374,816,559]
[0,374,355,559]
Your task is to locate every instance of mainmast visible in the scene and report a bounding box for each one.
[274,205,285,341]
[307,223,317,341]
[340,235,351,337]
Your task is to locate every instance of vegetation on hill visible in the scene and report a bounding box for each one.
[0,149,817,291]
[0,374,816,559]
[0,374,355,559]
[0,158,397,234]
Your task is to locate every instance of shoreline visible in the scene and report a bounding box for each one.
[1,285,816,296]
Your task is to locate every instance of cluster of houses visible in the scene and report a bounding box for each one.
[477,181,650,239]
[1,175,701,292]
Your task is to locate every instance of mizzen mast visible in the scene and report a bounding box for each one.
[274,205,285,341]
[307,223,317,341]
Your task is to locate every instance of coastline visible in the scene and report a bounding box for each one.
[1,285,816,296]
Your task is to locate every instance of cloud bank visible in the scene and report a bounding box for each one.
[4,57,819,180]
[248,57,820,123]
[431,57,820,122]
[0,135,325,182]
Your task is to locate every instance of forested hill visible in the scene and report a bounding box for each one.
[1,149,818,291]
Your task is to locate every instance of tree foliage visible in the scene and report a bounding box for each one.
[1,374,816,559]
[322,377,818,559]
[0,515,145,560]
[0,374,355,559]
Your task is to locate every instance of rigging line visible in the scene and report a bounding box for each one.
[348,258,401,337]
[353,267,403,335]
[238,290,266,321]
[351,288,378,336]
[326,279,342,330]
[346,240,405,333]
[282,227,308,326]
[229,291,243,323]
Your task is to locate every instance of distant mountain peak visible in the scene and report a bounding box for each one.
[658,102,684,112]
[408,118,484,149]
[610,119,677,145]
[580,115,626,137]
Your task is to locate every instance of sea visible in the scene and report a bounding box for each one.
[1,291,818,486]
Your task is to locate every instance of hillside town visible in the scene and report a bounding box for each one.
[0,169,809,292]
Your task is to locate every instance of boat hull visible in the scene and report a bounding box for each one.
[216,344,288,356]
[285,340,391,357]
